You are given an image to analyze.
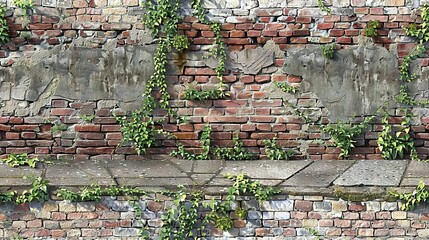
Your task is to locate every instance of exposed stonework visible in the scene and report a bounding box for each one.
[0,44,156,116]
[283,45,402,120]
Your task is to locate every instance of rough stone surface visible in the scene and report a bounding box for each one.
[220,160,312,179]
[283,45,401,120]
[333,160,407,186]
[282,160,355,187]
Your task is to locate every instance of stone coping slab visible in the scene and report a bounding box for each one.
[0,156,427,198]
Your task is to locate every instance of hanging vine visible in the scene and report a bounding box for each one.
[397,4,429,106]
[182,0,229,100]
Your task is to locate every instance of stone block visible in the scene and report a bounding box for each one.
[59,201,76,212]
[313,201,332,212]
[261,200,294,211]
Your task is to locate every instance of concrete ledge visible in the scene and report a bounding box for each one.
[0,155,425,199]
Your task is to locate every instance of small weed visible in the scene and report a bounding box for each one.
[80,115,95,122]
[274,82,300,94]
[1,153,45,168]
[214,136,253,161]
[263,137,295,160]
[365,20,380,37]
[322,116,373,159]
[391,179,429,210]
[51,124,68,133]
[320,43,335,59]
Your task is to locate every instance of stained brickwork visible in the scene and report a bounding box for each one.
[1,195,429,238]
[1,0,429,159]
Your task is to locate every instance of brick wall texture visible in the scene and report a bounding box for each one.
[1,0,429,160]
[1,195,429,239]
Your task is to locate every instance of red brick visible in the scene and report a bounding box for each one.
[294,200,313,212]
[75,125,101,132]
[334,219,351,227]
[318,22,334,30]
[349,203,366,212]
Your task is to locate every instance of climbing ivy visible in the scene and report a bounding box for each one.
[320,43,335,59]
[317,0,331,15]
[57,184,146,201]
[184,0,229,100]
[263,136,295,160]
[1,153,47,168]
[322,116,373,159]
[274,81,300,94]
[377,110,418,160]
[0,5,9,43]
[213,135,254,161]
[171,124,212,160]
[391,179,429,210]
[397,5,429,106]
[0,176,49,204]
[364,20,380,37]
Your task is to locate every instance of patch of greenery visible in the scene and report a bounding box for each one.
[235,207,247,220]
[161,190,203,239]
[1,153,45,168]
[320,43,335,59]
[306,227,321,240]
[183,87,228,101]
[0,5,9,43]
[391,179,429,210]
[15,176,49,204]
[322,117,373,159]
[57,184,146,201]
[115,111,167,155]
[263,137,295,160]
[204,198,233,231]
[317,0,331,15]
[404,5,429,44]
[13,0,32,17]
[226,174,281,203]
[80,115,95,122]
[274,82,300,94]
[214,136,254,161]
[171,34,189,52]
[377,110,418,160]
[399,44,426,83]
[171,124,211,160]
[51,124,68,132]
[0,191,15,202]
[365,20,380,37]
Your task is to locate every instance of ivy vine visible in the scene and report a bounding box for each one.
[0,5,8,43]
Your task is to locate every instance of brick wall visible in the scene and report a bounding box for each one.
[1,194,429,238]
[1,0,429,160]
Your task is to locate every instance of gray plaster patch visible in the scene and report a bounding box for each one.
[109,160,187,178]
[283,45,401,120]
[333,160,407,186]
[219,160,312,179]
[0,44,155,115]
[203,40,278,75]
[282,160,355,187]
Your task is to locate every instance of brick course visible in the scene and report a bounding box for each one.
[0,195,426,238]
[0,0,429,160]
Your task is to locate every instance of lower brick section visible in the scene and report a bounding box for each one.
[0,195,429,239]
